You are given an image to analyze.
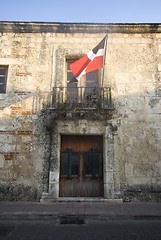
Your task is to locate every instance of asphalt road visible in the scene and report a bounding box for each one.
[0,217,161,240]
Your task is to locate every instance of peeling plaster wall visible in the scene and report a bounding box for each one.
[0,22,161,201]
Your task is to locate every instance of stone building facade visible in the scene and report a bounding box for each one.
[0,22,161,201]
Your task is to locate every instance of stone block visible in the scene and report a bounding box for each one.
[125,163,133,177]
[48,182,59,198]
[158,64,161,71]
[0,134,12,144]
[0,155,4,168]
[158,44,161,54]
[5,160,13,168]
[104,171,114,183]
[104,183,115,199]
[21,135,32,142]
[49,171,59,183]
[128,177,151,186]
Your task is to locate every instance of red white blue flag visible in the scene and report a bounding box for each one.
[69,35,107,82]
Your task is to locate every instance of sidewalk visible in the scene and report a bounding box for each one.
[0,201,161,219]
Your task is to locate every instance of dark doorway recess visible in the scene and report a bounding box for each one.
[60,135,104,197]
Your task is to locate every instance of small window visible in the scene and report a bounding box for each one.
[0,66,8,93]
[66,59,98,87]
[66,59,78,85]
[66,59,98,102]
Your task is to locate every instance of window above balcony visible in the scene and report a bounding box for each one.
[66,59,99,105]
[66,59,98,87]
[33,58,114,120]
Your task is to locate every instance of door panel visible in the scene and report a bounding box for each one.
[59,135,103,197]
[61,135,103,152]
[60,151,80,178]
[83,152,103,178]
[59,178,103,197]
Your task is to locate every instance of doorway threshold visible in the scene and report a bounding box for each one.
[58,197,122,202]
[41,197,122,203]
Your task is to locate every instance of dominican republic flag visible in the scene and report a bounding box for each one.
[69,35,107,82]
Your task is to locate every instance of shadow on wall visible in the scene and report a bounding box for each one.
[0,88,52,115]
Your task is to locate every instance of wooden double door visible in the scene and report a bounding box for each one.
[59,135,104,197]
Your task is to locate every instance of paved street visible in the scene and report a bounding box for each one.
[0,201,161,239]
[0,218,161,240]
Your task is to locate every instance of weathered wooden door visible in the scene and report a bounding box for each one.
[59,135,103,197]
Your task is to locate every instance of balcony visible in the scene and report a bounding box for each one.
[33,87,114,120]
[52,86,112,108]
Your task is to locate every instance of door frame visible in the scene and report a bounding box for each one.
[46,121,119,200]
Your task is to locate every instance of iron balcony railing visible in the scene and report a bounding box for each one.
[32,87,113,113]
[51,87,112,109]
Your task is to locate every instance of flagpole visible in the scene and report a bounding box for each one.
[101,32,108,88]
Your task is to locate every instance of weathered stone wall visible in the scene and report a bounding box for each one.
[106,33,161,201]
[0,22,161,201]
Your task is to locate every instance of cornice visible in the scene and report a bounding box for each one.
[0,22,161,34]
